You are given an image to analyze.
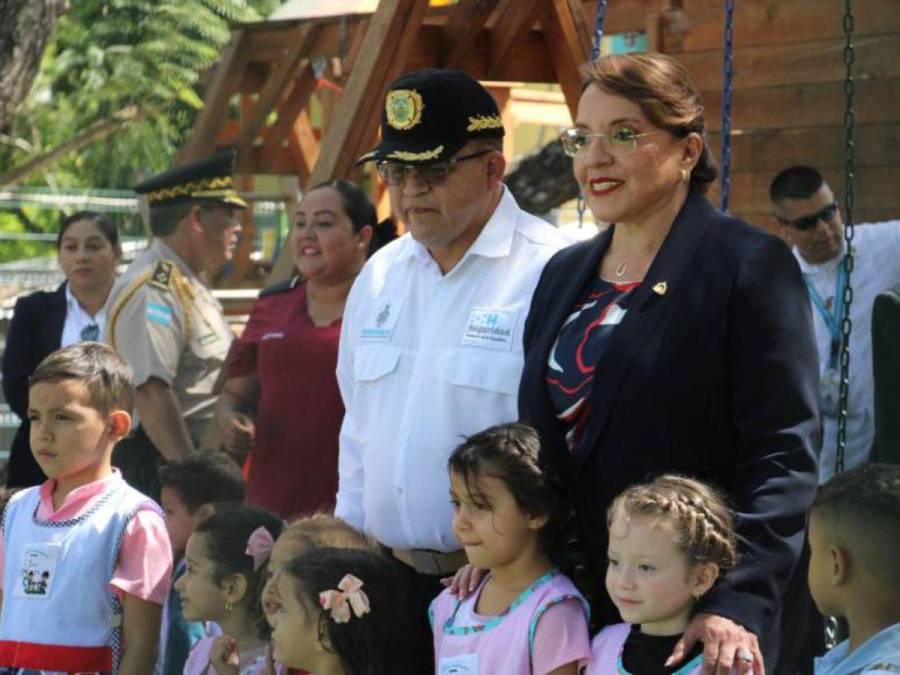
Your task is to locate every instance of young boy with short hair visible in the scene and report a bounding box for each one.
[156,450,245,675]
[0,342,173,674]
[809,463,900,673]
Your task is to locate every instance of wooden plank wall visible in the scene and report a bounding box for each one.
[661,0,900,231]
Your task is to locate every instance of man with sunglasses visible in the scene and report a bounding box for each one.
[335,69,568,667]
[106,150,245,498]
[770,165,900,481]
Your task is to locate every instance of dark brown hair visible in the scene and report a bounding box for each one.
[57,211,119,248]
[158,450,246,512]
[581,52,718,193]
[30,342,134,416]
[811,463,900,584]
[448,422,570,568]
[607,474,738,574]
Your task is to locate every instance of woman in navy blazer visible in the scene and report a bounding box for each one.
[519,54,819,672]
[2,212,120,487]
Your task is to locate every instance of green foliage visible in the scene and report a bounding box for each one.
[1,0,280,193]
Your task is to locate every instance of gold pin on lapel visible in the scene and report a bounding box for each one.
[652,281,668,296]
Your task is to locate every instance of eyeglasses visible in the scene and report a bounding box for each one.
[774,202,839,231]
[376,149,494,187]
[559,127,660,157]
[80,324,99,341]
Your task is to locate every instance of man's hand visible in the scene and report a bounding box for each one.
[666,612,763,675]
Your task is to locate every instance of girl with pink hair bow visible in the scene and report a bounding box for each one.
[269,547,419,675]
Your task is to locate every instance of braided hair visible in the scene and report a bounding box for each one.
[607,474,738,574]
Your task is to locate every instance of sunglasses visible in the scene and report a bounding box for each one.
[376,149,494,187]
[774,202,839,231]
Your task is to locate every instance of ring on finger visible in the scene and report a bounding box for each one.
[737,648,754,662]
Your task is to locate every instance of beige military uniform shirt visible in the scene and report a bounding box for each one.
[106,239,233,443]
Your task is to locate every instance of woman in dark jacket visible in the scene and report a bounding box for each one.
[519,53,819,673]
[3,211,120,486]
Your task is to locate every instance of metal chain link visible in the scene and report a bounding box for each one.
[720,0,735,212]
[836,0,855,476]
[591,0,608,61]
[825,0,855,652]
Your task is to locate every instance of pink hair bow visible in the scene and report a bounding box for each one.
[245,526,275,571]
[318,574,371,624]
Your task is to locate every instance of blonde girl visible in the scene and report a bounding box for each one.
[587,474,746,674]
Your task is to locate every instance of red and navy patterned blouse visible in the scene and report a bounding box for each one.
[545,276,641,451]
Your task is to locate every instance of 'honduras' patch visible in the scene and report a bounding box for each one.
[147,302,173,326]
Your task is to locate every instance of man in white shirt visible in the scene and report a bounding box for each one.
[336,69,568,648]
[770,165,900,482]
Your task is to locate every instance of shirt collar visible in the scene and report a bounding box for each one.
[38,468,122,520]
[153,238,195,278]
[814,623,900,674]
[402,186,517,267]
[64,283,107,322]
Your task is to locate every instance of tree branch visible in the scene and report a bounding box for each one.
[0,105,145,186]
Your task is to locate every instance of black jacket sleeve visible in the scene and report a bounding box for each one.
[697,236,820,637]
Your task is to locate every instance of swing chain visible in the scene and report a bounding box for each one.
[835,0,855,476]
[720,0,736,212]
[591,0,608,61]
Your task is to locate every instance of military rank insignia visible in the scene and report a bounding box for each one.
[386,89,424,130]
[149,261,174,290]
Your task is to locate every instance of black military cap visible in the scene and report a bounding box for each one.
[356,69,504,166]
[134,149,248,209]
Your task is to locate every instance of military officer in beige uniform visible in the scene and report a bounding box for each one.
[106,150,245,497]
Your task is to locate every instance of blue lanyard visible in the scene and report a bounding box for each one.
[804,257,847,369]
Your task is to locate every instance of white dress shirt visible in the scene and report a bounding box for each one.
[61,283,108,347]
[335,188,569,550]
[794,220,900,481]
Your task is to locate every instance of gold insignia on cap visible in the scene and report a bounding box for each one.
[467,115,503,132]
[385,145,445,162]
[652,281,668,296]
[386,89,424,131]
[357,150,377,163]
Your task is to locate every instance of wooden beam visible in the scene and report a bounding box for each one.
[256,64,318,169]
[541,0,590,119]
[237,25,320,152]
[268,0,430,282]
[441,0,497,69]
[287,110,320,185]
[486,0,545,79]
[177,30,247,165]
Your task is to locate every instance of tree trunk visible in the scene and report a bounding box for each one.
[0,0,69,130]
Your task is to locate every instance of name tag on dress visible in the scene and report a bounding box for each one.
[439,653,479,675]
[15,543,61,599]
[360,296,402,342]
[461,307,519,351]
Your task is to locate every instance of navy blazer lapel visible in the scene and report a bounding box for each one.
[49,282,68,345]
[573,191,717,464]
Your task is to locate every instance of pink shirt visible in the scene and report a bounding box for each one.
[0,469,172,604]
[430,569,591,674]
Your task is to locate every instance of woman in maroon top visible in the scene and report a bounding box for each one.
[216,181,395,518]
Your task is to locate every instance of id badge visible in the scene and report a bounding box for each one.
[439,654,479,674]
[15,543,61,599]
[820,368,841,419]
